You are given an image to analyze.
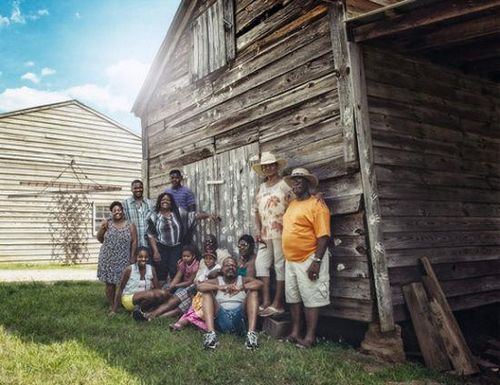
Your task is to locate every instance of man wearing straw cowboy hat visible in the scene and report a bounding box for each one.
[252,152,293,317]
[282,168,331,348]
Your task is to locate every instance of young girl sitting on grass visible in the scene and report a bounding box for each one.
[111,247,168,315]
[170,250,221,331]
[145,245,200,320]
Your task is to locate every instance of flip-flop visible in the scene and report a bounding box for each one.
[260,306,285,317]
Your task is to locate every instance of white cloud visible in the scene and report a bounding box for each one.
[0,15,9,27]
[10,0,24,24]
[105,59,149,95]
[75,12,81,19]
[21,72,40,84]
[24,61,35,67]
[0,58,149,128]
[0,87,67,111]
[41,67,56,76]
[1,2,49,25]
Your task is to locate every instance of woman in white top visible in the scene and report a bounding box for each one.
[252,152,293,317]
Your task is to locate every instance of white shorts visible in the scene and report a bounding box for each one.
[255,238,285,281]
[285,251,330,308]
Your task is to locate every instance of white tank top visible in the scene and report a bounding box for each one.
[215,276,246,310]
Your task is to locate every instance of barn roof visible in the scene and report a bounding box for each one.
[0,99,140,138]
[346,0,500,82]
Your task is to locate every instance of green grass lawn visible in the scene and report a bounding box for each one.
[0,282,471,385]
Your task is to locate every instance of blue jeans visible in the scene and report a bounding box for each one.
[215,305,246,335]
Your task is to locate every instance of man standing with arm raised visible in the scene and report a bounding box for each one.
[282,168,331,348]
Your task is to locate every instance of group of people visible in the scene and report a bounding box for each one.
[97,153,331,350]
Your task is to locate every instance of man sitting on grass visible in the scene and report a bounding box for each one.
[197,257,262,350]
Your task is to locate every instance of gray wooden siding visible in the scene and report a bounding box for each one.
[365,47,500,321]
[182,143,259,255]
[0,102,142,264]
[142,0,373,322]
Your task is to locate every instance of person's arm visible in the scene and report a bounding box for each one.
[168,268,184,292]
[242,276,263,291]
[148,236,161,263]
[247,258,257,279]
[254,211,263,243]
[96,220,108,243]
[129,223,138,263]
[151,266,160,289]
[197,278,221,293]
[306,235,330,281]
[111,267,132,314]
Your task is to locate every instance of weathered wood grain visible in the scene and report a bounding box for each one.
[329,1,358,163]
[421,257,479,375]
[402,282,452,371]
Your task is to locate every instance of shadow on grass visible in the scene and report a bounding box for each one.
[0,282,466,385]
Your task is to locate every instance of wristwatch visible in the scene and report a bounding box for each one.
[311,255,322,263]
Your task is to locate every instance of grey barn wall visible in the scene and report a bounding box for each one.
[0,102,142,264]
[141,0,374,322]
[364,46,500,321]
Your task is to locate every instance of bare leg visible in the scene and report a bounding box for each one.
[245,290,259,332]
[158,308,181,319]
[298,307,320,348]
[202,292,216,332]
[147,296,181,319]
[270,280,285,310]
[287,302,302,342]
[105,283,115,306]
[132,289,168,309]
[259,276,271,309]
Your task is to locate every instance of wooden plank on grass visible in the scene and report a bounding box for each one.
[420,257,479,375]
[402,282,451,371]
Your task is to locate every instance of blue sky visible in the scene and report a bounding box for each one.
[0,0,181,132]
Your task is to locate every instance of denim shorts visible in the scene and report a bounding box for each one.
[215,305,246,335]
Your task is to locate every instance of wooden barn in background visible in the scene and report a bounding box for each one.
[0,100,142,265]
[133,0,500,332]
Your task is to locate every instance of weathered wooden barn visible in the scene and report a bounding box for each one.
[133,0,500,333]
[0,100,142,265]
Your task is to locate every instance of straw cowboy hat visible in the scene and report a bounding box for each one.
[252,152,287,176]
[283,168,318,188]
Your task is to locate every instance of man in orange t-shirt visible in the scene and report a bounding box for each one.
[282,168,331,348]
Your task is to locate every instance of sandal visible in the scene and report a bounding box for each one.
[260,306,285,318]
[169,323,184,331]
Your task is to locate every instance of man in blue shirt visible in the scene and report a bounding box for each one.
[164,170,196,212]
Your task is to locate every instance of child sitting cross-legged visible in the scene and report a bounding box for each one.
[144,244,200,320]
[111,247,169,317]
[169,250,221,331]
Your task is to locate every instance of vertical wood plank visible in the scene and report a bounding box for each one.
[207,4,216,72]
[215,0,226,69]
[329,2,358,164]
[345,13,395,331]
[191,18,200,81]
[420,257,479,375]
[223,0,236,61]
[200,12,209,78]
[402,283,452,371]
